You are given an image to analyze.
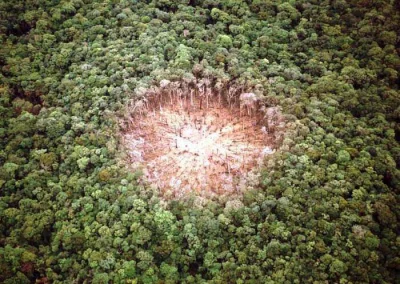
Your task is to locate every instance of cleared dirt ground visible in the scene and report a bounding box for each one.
[123,94,278,199]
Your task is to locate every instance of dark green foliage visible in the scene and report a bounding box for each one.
[0,0,399,283]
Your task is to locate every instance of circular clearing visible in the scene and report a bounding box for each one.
[121,81,283,199]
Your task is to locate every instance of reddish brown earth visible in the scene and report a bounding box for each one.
[122,95,279,199]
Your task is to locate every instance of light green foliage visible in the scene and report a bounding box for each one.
[3,162,19,177]
[211,8,231,23]
[92,273,109,284]
[216,34,232,49]
[77,157,90,170]
[160,262,178,281]
[154,208,177,237]
[329,259,348,274]
[174,44,192,69]
[336,150,351,165]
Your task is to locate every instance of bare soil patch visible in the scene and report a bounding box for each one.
[121,81,283,199]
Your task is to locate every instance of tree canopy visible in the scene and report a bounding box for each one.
[0,0,399,283]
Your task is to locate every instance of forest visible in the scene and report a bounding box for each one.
[0,0,399,283]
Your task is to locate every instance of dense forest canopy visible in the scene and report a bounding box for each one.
[0,0,399,283]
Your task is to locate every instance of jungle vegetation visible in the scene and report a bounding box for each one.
[0,0,399,283]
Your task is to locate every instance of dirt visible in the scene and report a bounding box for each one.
[123,95,277,199]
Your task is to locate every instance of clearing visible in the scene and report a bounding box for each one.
[121,80,283,199]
